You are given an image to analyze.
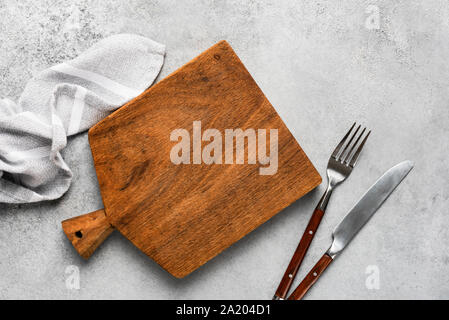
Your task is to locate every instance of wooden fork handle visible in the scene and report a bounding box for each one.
[273,208,325,299]
[287,253,333,300]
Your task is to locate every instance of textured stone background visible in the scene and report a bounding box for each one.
[0,0,448,299]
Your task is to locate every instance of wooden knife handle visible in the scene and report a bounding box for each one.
[287,253,333,300]
[62,209,114,259]
[274,208,325,299]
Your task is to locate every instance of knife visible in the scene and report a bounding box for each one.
[287,160,414,300]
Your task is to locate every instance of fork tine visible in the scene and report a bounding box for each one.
[331,122,356,159]
[338,124,361,161]
[343,127,365,163]
[348,130,371,167]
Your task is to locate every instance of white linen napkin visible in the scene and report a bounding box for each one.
[0,34,165,204]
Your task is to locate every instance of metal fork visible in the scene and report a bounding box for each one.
[273,122,370,300]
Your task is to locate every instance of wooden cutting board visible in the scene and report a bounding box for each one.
[62,40,321,278]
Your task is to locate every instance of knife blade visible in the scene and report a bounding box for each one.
[327,160,414,259]
[287,160,414,300]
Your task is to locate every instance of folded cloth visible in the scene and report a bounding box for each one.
[0,34,165,204]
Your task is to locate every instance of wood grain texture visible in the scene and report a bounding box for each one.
[274,208,325,299]
[287,253,333,300]
[83,40,321,278]
[62,209,114,259]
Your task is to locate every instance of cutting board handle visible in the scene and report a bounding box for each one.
[62,209,114,259]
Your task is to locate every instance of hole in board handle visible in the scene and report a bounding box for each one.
[75,230,83,238]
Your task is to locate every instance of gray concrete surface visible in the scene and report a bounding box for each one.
[0,0,448,299]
